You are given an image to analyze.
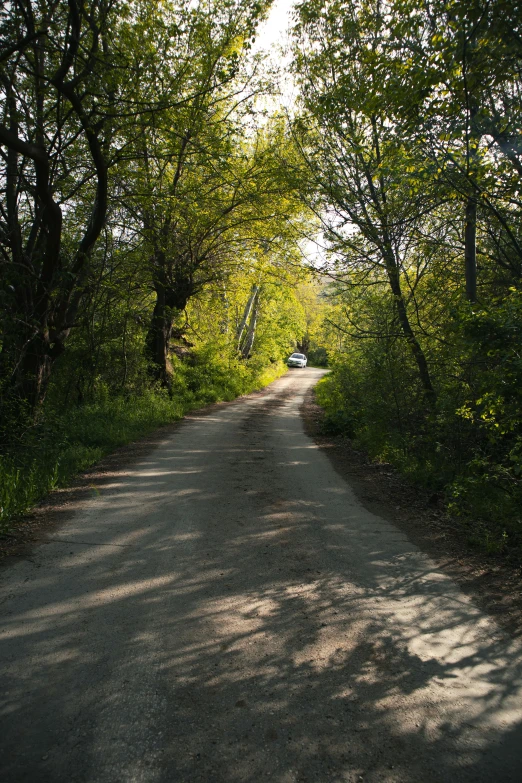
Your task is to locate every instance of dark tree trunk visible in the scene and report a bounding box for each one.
[16,338,55,412]
[297,335,310,355]
[384,252,436,405]
[0,293,68,416]
[465,196,477,303]
[144,257,194,389]
[145,289,175,389]
[366,118,436,406]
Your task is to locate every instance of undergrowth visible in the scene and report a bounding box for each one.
[0,355,286,532]
[315,361,522,559]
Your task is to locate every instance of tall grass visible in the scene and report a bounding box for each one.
[0,357,286,531]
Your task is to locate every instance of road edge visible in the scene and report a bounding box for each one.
[300,383,522,638]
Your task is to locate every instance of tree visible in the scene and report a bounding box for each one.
[114,0,270,386]
[291,0,522,541]
[0,0,247,410]
[292,0,437,403]
[384,0,522,297]
[0,0,129,412]
[124,96,305,387]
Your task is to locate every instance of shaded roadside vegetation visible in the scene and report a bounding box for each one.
[291,0,522,556]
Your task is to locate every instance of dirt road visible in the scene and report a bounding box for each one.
[1,369,522,782]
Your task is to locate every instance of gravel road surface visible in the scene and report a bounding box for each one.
[1,368,522,782]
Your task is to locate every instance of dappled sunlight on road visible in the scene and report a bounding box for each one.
[1,370,521,782]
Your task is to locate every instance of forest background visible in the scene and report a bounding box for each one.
[1,0,521,559]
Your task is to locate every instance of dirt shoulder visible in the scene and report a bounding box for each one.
[301,386,522,638]
[0,421,184,565]
[0,390,272,566]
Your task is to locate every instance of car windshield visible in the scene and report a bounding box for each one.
[291,354,305,359]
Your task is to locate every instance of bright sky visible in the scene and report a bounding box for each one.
[252,0,295,54]
[250,0,297,110]
[251,0,326,269]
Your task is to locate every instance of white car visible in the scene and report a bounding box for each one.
[287,352,307,368]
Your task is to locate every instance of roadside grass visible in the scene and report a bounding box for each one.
[314,374,522,559]
[0,359,286,532]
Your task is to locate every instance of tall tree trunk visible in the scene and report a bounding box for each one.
[145,285,175,390]
[0,297,68,416]
[297,334,310,354]
[463,24,479,303]
[236,285,259,350]
[145,257,193,389]
[465,196,477,302]
[368,116,436,405]
[17,337,55,412]
[384,252,436,405]
[220,281,229,334]
[240,289,260,358]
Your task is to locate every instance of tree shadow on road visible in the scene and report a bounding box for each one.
[2,385,522,782]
